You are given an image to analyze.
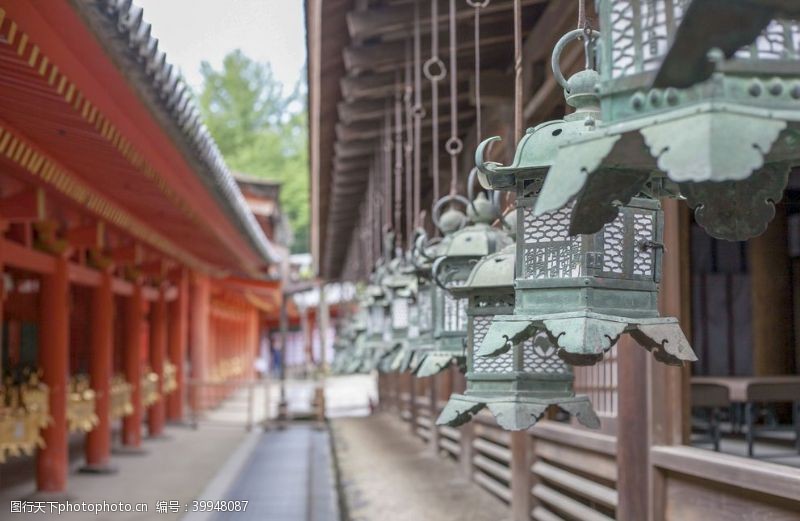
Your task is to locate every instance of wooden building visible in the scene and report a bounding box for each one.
[307,1,800,519]
[0,0,282,493]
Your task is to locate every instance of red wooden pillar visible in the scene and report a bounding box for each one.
[122,284,143,448]
[84,271,114,470]
[148,290,167,437]
[190,273,210,412]
[37,257,69,492]
[167,272,188,421]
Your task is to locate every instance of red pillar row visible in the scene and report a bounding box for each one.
[122,284,143,448]
[167,271,188,421]
[37,257,69,492]
[189,273,210,412]
[85,271,113,470]
[148,291,167,437]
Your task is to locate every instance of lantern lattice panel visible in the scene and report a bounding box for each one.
[443,280,468,332]
[521,335,570,375]
[607,0,799,80]
[522,206,582,279]
[418,289,432,332]
[632,213,654,277]
[602,217,625,275]
[737,20,800,60]
[472,315,514,374]
[391,299,409,330]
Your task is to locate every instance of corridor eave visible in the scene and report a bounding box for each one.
[0,0,279,278]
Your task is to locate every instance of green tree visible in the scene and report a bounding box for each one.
[198,49,309,253]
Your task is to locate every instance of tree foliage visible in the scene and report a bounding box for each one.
[198,49,309,253]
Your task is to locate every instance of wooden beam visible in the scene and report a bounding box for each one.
[66,222,104,250]
[346,0,545,41]
[110,244,143,266]
[0,188,45,222]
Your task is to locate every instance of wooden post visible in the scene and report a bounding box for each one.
[428,374,440,452]
[750,203,794,375]
[616,338,649,521]
[409,373,418,434]
[84,271,114,471]
[189,273,210,413]
[510,431,532,521]
[646,200,693,520]
[148,290,167,437]
[454,368,474,477]
[167,272,188,421]
[37,257,69,492]
[122,283,143,448]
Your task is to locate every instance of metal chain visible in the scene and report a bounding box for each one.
[393,75,403,255]
[424,0,445,228]
[404,40,414,249]
[446,0,462,195]
[382,104,392,256]
[469,0,490,145]
[513,0,523,143]
[412,0,423,230]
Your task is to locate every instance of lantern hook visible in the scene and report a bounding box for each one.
[552,28,600,92]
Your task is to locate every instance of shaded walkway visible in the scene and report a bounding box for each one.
[332,414,508,521]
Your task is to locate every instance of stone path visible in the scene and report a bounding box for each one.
[332,413,509,521]
[210,425,338,521]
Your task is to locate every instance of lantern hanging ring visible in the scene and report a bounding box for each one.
[466,0,490,8]
[423,57,447,82]
[432,193,470,231]
[551,28,600,91]
[445,136,464,156]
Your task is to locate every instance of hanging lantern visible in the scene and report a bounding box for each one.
[415,193,514,377]
[361,281,393,372]
[475,28,697,367]
[528,6,800,242]
[436,244,600,431]
[377,258,417,373]
[393,230,444,374]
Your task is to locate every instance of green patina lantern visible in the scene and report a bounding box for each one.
[336,308,370,374]
[436,244,600,431]
[377,258,417,373]
[475,29,697,368]
[361,281,393,371]
[530,3,800,242]
[393,230,444,374]
[415,193,514,377]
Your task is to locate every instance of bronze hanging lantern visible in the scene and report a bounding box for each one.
[475,28,697,367]
[436,244,600,431]
[415,192,514,377]
[531,5,800,242]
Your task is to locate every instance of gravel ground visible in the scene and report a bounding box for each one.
[332,413,509,521]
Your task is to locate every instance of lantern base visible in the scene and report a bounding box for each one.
[436,393,600,431]
[415,351,466,378]
[477,310,697,366]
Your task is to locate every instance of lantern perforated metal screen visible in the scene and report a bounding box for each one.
[475,30,696,368]
[530,5,800,242]
[415,199,514,377]
[436,245,600,431]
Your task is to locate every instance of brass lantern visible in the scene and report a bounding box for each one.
[437,244,600,431]
[531,6,800,241]
[475,29,697,367]
[415,193,514,377]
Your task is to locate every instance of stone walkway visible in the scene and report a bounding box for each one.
[209,425,338,521]
[332,413,509,521]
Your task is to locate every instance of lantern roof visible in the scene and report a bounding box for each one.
[439,222,514,259]
[451,245,516,296]
[476,68,601,190]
